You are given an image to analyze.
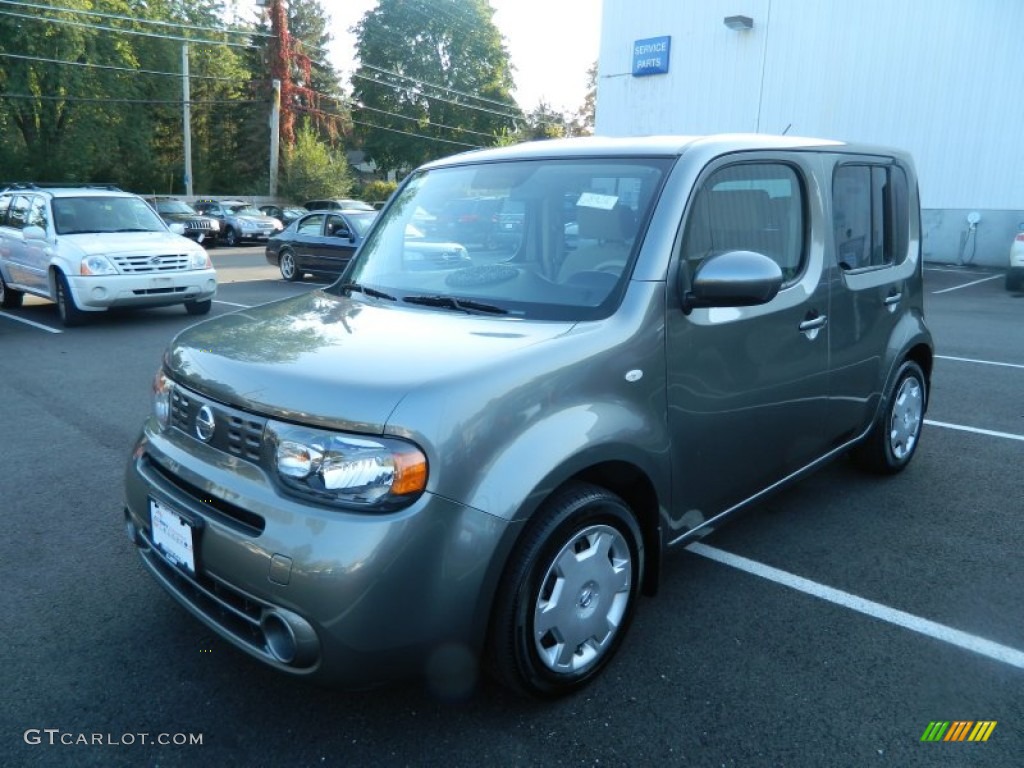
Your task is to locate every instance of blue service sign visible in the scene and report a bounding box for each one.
[632,36,671,77]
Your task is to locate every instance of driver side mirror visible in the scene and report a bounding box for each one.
[682,250,783,315]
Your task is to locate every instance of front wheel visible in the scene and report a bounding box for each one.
[184,299,212,316]
[55,271,87,327]
[223,228,239,247]
[488,482,643,698]
[852,359,927,474]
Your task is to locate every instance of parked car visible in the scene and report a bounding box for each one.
[192,199,282,246]
[0,184,215,326]
[427,196,505,249]
[1008,229,1024,290]
[265,210,378,281]
[125,134,933,697]
[303,198,375,212]
[265,211,472,281]
[146,197,220,247]
[258,204,307,227]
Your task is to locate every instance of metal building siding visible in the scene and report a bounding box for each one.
[597,0,1024,211]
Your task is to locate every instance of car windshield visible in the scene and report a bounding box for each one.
[154,200,196,215]
[227,204,264,216]
[334,157,671,320]
[53,196,167,234]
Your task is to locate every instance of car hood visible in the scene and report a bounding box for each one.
[165,290,575,433]
[233,214,279,225]
[62,232,200,256]
[160,212,206,222]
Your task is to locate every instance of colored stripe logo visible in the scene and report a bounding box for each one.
[920,721,997,742]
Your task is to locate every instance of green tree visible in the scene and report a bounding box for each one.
[279,119,352,203]
[352,0,521,174]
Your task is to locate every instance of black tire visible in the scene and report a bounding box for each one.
[55,271,88,327]
[184,299,212,316]
[0,273,24,309]
[852,360,927,474]
[488,482,643,698]
[223,227,239,247]
[1007,272,1022,291]
[279,249,302,282]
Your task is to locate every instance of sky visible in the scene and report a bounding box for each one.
[318,0,602,115]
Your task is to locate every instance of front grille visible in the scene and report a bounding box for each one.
[171,387,267,465]
[187,219,215,231]
[145,457,265,536]
[112,252,191,273]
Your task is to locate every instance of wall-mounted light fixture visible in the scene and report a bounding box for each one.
[723,15,754,31]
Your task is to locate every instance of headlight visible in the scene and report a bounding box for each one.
[80,254,117,275]
[189,250,211,270]
[209,220,220,232]
[152,370,173,429]
[267,421,427,509]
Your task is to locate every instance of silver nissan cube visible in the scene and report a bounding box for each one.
[124,134,933,697]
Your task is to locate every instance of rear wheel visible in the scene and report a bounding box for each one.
[853,360,927,474]
[55,271,87,327]
[184,299,212,316]
[279,249,302,282]
[489,482,643,698]
[0,273,24,309]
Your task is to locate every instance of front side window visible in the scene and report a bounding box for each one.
[338,157,671,321]
[833,163,909,269]
[682,162,806,283]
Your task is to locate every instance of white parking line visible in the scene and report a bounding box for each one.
[212,299,252,308]
[924,419,1024,442]
[936,354,1024,371]
[924,266,995,275]
[0,312,62,334]
[931,274,1002,294]
[687,543,1024,671]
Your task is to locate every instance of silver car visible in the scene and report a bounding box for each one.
[124,135,933,697]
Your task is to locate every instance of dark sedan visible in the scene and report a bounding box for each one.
[265,210,377,281]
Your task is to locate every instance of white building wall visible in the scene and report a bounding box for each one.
[596,0,1024,264]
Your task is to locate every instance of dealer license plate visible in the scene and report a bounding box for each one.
[150,498,196,573]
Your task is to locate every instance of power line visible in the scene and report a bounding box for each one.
[0,93,264,106]
[0,52,242,82]
[352,73,524,125]
[0,9,259,49]
[350,103,498,140]
[0,0,271,37]
[296,105,484,149]
[360,62,521,114]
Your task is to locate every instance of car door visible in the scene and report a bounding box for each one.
[826,157,914,440]
[2,194,50,291]
[315,214,358,275]
[665,156,832,523]
[290,214,326,272]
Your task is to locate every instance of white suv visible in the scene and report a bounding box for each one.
[0,185,216,326]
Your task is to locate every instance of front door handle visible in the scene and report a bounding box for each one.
[884,291,903,306]
[798,314,828,332]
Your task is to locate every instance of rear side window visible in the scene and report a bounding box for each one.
[298,214,325,236]
[682,163,806,283]
[7,195,31,230]
[833,163,909,269]
[0,194,11,226]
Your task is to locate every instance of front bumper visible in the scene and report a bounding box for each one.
[124,418,510,687]
[69,269,217,311]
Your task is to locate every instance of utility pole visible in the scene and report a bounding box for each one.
[269,79,281,197]
[182,44,194,197]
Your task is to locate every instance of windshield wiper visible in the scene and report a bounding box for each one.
[402,294,508,315]
[336,282,397,301]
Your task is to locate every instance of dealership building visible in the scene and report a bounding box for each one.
[594,0,1023,267]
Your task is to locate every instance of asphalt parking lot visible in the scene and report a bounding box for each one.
[1,252,1021,767]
